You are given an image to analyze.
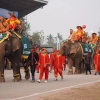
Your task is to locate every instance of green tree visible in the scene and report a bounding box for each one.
[32,32,41,44]
[46,34,56,47]
[20,17,30,36]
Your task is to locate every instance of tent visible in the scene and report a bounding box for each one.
[0,0,48,18]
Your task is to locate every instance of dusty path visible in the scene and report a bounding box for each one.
[39,82,100,100]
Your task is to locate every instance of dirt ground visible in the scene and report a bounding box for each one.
[39,82,100,100]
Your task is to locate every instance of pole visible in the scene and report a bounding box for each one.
[57,37,58,50]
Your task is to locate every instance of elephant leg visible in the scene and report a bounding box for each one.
[22,59,30,80]
[68,58,73,75]
[0,57,5,82]
[10,51,21,82]
[75,58,81,74]
[12,60,21,82]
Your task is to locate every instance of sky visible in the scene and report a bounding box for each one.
[27,0,100,40]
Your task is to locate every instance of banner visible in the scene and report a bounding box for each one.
[0,8,18,18]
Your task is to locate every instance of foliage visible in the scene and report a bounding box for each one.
[20,17,30,36]
[32,31,41,44]
[46,34,56,47]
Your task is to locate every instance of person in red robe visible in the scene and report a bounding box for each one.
[49,49,56,72]
[94,50,100,75]
[54,50,64,81]
[36,47,41,73]
[37,48,50,83]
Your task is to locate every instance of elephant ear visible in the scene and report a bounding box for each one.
[12,38,20,52]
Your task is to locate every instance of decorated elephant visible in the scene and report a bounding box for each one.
[60,39,100,74]
[60,40,84,74]
[0,32,30,82]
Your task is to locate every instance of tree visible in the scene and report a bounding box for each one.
[32,32,41,45]
[20,17,30,36]
[46,34,56,47]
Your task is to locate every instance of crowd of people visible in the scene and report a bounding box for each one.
[27,47,66,83]
[26,44,100,83]
[0,12,100,83]
[68,25,98,45]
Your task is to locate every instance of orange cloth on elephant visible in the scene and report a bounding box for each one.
[75,30,84,40]
[54,54,64,77]
[38,53,49,80]
[94,54,100,72]
[6,17,20,30]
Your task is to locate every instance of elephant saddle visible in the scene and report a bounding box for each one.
[81,43,93,56]
[0,33,9,43]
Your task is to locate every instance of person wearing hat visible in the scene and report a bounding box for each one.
[90,33,98,44]
[74,26,84,41]
[27,46,39,82]
[54,50,64,80]
[37,48,50,83]
[94,50,100,75]
[6,12,20,31]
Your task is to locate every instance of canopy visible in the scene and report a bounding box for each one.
[0,0,48,18]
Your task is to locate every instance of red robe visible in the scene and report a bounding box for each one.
[94,54,100,72]
[36,52,41,71]
[39,53,50,80]
[49,53,55,71]
[54,54,64,77]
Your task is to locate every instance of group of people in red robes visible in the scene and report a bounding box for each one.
[37,48,66,83]
[27,46,67,83]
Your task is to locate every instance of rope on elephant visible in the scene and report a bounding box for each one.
[13,74,20,77]
[78,42,84,58]
[13,31,21,39]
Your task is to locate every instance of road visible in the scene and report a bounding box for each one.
[0,68,100,100]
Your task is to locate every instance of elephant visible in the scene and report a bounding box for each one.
[60,40,84,74]
[0,33,30,82]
